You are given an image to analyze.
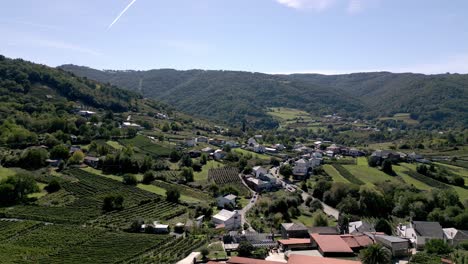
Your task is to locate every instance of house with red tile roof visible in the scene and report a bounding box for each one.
[340,234,374,252]
[288,255,361,264]
[277,238,313,251]
[310,234,354,257]
[226,256,284,264]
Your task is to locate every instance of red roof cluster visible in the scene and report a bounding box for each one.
[277,238,311,245]
[310,234,354,253]
[288,255,361,264]
[227,256,284,264]
[340,234,374,249]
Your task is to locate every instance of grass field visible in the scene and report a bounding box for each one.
[233,148,271,160]
[379,113,418,125]
[119,135,173,157]
[392,165,432,190]
[0,166,15,180]
[342,158,400,187]
[323,165,349,183]
[194,160,224,182]
[106,140,123,150]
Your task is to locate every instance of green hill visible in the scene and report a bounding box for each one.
[59,65,468,130]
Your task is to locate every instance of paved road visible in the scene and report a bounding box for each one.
[176,252,200,264]
[238,174,258,232]
[269,167,340,220]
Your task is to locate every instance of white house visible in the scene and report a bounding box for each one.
[253,144,266,153]
[212,209,241,230]
[196,136,208,143]
[265,147,277,153]
[247,138,257,146]
[213,149,227,160]
[122,122,143,129]
[217,194,237,208]
[185,138,197,147]
[349,221,375,234]
[444,228,468,246]
[252,166,268,178]
[293,159,309,177]
[397,221,445,249]
[274,144,285,151]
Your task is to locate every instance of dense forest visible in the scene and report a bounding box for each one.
[60,65,468,130]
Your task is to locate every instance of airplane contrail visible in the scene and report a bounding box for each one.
[108,0,138,29]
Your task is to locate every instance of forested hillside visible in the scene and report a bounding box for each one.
[59,65,364,129]
[60,65,468,130]
[0,55,168,149]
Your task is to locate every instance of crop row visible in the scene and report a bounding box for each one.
[404,170,451,189]
[0,205,101,224]
[92,200,186,229]
[42,232,170,264]
[130,236,207,264]
[152,180,212,201]
[208,167,241,185]
[0,220,42,241]
[331,164,365,185]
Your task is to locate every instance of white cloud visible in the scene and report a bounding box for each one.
[276,0,336,11]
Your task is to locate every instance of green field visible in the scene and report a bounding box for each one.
[323,164,349,183]
[379,113,418,125]
[0,166,15,180]
[233,148,271,160]
[106,140,124,150]
[341,158,400,187]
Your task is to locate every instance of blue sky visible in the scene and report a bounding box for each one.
[1,0,467,74]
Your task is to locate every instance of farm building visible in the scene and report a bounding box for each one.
[281,223,309,239]
[374,235,409,257]
[217,194,237,208]
[310,234,354,257]
[212,209,240,231]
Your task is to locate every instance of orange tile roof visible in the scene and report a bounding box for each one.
[227,256,284,264]
[278,238,311,245]
[311,234,353,253]
[288,255,361,264]
[340,234,373,248]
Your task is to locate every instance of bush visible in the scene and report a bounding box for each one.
[102,195,124,212]
[142,171,155,184]
[166,187,180,203]
[425,239,452,256]
[44,179,61,193]
[123,174,137,185]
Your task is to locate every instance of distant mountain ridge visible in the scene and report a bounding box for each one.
[59,64,468,130]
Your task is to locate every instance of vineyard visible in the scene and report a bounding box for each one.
[129,236,207,264]
[91,200,186,229]
[208,167,250,196]
[152,180,212,203]
[119,135,173,157]
[331,164,365,185]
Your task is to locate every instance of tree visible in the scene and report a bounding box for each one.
[44,179,61,193]
[425,239,452,256]
[102,195,124,212]
[50,144,69,160]
[180,167,194,182]
[312,210,329,226]
[375,218,393,235]
[237,240,254,257]
[279,164,293,179]
[409,252,440,264]
[166,187,180,203]
[359,244,391,264]
[0,173,39,205]
[179,154,193,167]
[381,160,393,175]
[142,171,155,184]
[169,150,181,162]
[309,199,324,213]
[200,153,208,165]
[200,248,210,260]
[129,218,144,232]
[123,174,137,185]
[68,150,85,165]
[20,148,49,169]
